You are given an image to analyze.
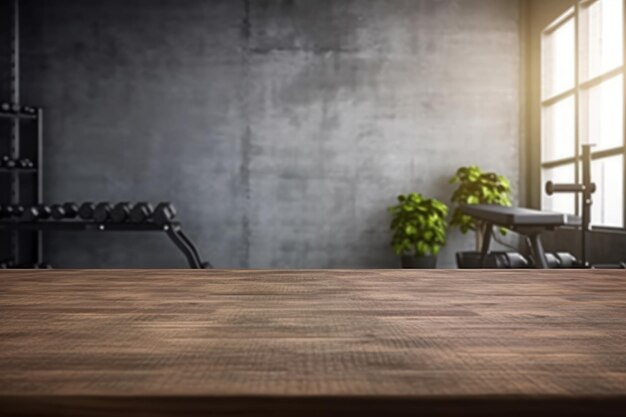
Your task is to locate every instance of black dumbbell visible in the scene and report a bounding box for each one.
[18,158,34,169]
[51,203,79,220]
[111,202,132,223]
[33,262,52,269]
[22,206,42,221]
[153,202,177,225]
[11,205,25,218]
[39,205,52,220]
[1,156,16,169]
[0,260,15,269]
[63,202,79,218]
[78,202,96,220]
[22,205,51,222]
[93,202,113,223]
[0,103,9,112]
[63,202,78,219]
[0,205,14,219]
[51,204,66,220]
[554,252,577,268]
[130,202,154,223]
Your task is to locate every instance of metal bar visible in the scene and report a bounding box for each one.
[529,233,549,268]
[0,168,36,173]
[173,227,205,267]
[547,183,585,194]
[36,108,43,263]
[11,0,19,106]
[165,225,202,268]
[0,111,37,119]
[479,222,492,268]
[10,0,20,265]
[0,221,182,232]
[623,0,626,231]
[0,221,209,269]
[581,144,593,267]
[574,1,581,217]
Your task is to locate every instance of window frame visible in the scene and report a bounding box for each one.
[540,0,626,230]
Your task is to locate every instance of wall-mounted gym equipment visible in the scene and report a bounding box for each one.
[0,0,210,268]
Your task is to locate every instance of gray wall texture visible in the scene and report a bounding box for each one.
[19,0,521,268]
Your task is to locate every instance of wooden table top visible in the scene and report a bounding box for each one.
[1,269,625,416]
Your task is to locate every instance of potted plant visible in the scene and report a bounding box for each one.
[449,165,512,267]
[388,193,448,268]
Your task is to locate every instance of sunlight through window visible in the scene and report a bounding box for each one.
[541,0,625,228]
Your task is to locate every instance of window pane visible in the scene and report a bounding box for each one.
[542,95,576,161]
[580,74,624,151]
[580,0,624,81]
[591,154,624,227]
[542,164,576,214]
[542,17,575,99]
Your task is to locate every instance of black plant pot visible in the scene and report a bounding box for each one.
[401,255,437,269]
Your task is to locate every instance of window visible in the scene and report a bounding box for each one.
[541,0,625,228]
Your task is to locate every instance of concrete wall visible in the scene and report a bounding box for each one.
[18,0,521,268]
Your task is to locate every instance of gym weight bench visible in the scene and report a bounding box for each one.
[461,204,581,268]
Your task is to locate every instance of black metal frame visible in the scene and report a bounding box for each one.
[1,0,43,267]
[1,0,210,269]
[545,144,596,267]
[0,220,209,269]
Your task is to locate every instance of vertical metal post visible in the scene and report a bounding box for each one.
[623,0,626,231]
[36,108,43,263]
[580,144,593,268]
[529,233,549,269]
[11,0,19,186]
[10,0,20,265]
[574,2,581,217]
[479,222,493,268]
[10,0,19,107]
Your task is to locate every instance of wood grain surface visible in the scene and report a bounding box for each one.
[1,269,625,416]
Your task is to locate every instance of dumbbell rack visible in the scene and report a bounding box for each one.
[0,106,42,268]
[0,0,210,269]
[0,0,43,268]
[0,220,208,269]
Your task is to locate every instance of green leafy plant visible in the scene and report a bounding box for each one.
[449,165,512,234]
[388,193,448,257]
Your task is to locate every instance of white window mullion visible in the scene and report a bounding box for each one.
[539,0,626,227]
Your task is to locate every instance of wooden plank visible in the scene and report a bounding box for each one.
[0,269,625,416]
